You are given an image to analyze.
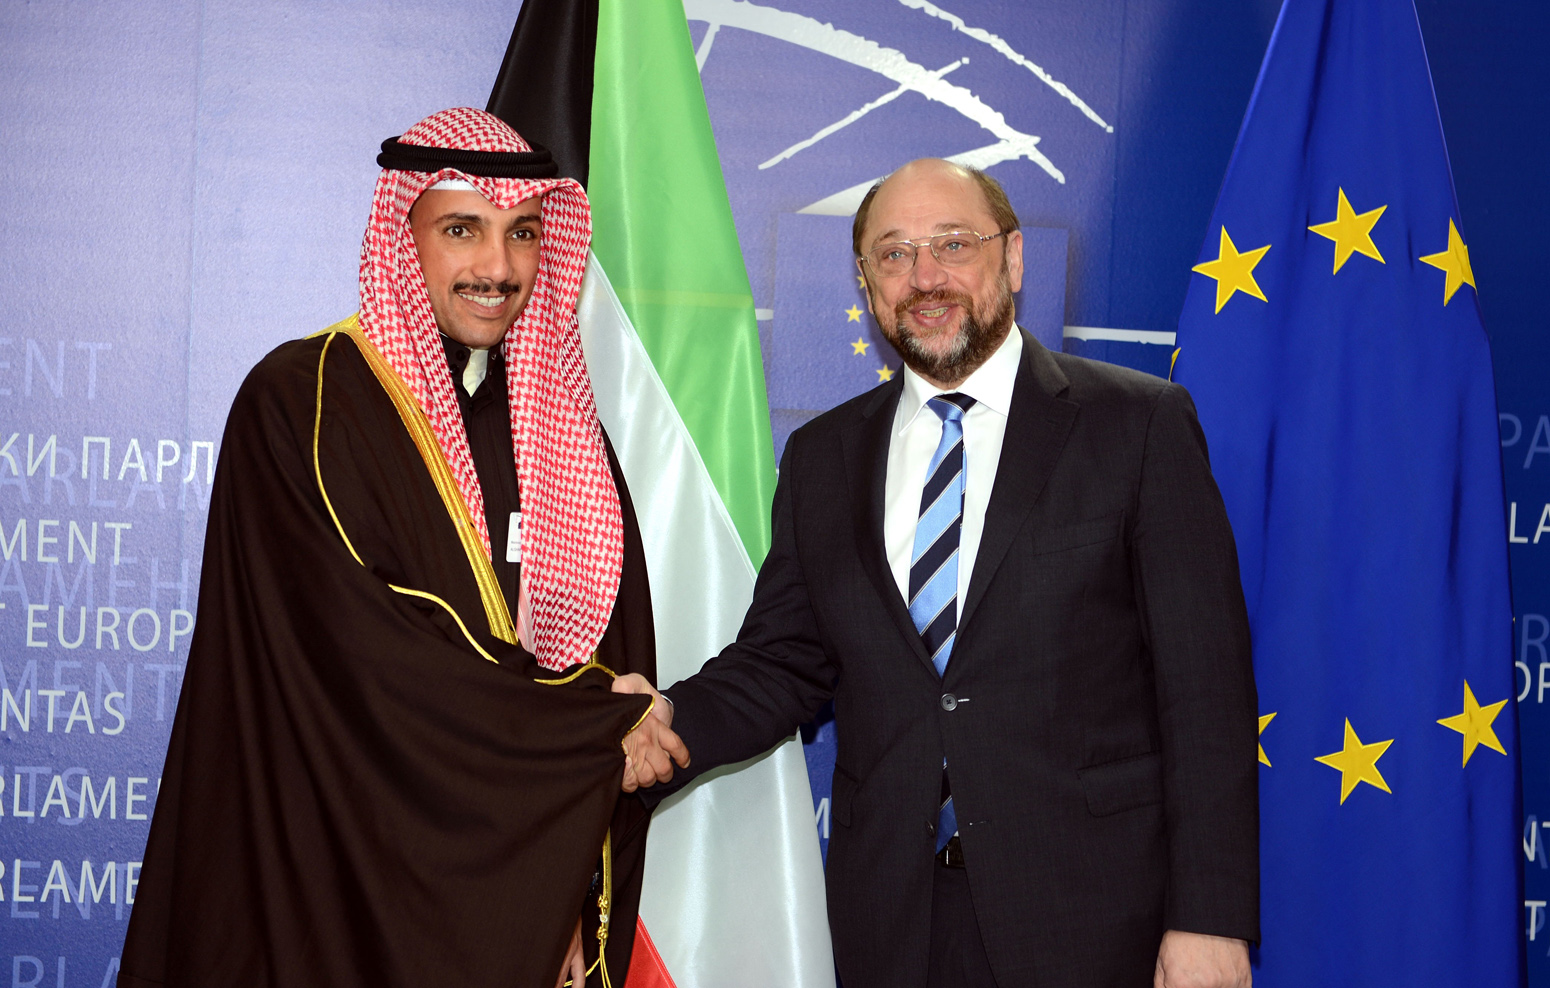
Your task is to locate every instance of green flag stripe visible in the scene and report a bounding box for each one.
[614,289,756,308]
[588,0,775,565]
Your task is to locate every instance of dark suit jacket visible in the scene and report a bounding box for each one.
[660,332,1258,987]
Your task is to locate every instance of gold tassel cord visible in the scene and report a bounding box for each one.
[564,830,614,988]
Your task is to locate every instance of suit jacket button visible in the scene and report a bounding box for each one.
[940,693,957,711]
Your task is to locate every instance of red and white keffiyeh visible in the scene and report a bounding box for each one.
[358,106,621,671]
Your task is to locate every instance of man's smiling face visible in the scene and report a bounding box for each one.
[857,159,1024,388]
[408,187,543,348]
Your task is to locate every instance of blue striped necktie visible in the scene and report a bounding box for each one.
[909,393,975,853]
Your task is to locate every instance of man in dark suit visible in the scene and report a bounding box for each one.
[616,159,1258,988]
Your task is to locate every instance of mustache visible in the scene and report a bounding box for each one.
[452,281,523,296]
[894,288,975,319]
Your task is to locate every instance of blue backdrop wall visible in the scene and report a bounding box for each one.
[1,1,1544,984]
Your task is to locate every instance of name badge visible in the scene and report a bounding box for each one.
[506,512,522,564]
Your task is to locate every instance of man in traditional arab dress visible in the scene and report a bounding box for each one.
[119,108,672,988]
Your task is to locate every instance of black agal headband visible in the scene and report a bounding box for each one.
[376,138,560,178]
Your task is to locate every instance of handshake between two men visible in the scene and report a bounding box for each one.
[612,674,686,793]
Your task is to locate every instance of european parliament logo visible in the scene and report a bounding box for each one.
[686,0,1177,465]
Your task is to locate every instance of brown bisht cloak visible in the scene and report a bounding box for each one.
[120,327,656,988]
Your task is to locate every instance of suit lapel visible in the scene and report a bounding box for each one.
[840,380,937,674]
[958,331,1079,634]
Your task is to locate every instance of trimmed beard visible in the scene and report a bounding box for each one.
[880,261,1015,384]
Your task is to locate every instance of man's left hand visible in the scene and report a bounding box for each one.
[1153,930,1250,988]
[556,914,585,988]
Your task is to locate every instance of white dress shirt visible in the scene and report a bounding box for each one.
[884,328,1023,618]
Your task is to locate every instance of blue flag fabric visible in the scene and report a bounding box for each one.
[1173,0,1521,984]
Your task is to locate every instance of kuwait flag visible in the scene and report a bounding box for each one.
[488,1,835,986]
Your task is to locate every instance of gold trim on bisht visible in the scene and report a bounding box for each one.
[305,316,517,651]
[313,315,519,648]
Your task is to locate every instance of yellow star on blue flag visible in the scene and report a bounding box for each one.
[1314,719,1393,804]
[1190,227,1270,313]
[1308,188,1386,273]
[1419,218,1475,304]
[1258,711,1276,766]
[1436,681,1507,766]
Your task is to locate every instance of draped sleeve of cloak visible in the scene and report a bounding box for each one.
[118,332,654,988]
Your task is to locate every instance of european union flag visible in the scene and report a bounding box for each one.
[1172,0,1521,984]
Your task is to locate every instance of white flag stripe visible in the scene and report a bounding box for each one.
[577,252,836,988]
[1061,325,1177,344]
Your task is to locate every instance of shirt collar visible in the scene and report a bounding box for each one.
[896,326,1023,436]
[438,333,502,397]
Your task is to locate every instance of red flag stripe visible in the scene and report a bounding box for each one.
[622,918,678,988]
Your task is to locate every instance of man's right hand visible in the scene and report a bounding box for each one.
[613,674,690,792]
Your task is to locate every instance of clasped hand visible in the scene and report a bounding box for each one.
[1154,930,1251,988]
[612,674,690,792]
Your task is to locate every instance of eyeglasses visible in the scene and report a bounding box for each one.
[860,230,1007,278]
